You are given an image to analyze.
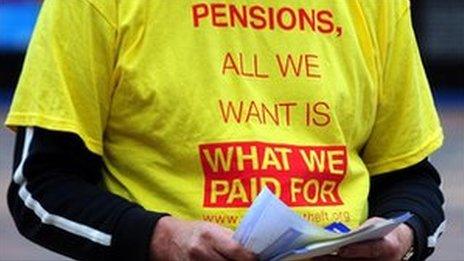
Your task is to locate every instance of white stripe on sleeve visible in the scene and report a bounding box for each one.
[13,127,33,184]
[428,220,446,248]
[13,127,112,246]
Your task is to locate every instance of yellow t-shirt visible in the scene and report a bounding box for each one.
[6,0,443,230]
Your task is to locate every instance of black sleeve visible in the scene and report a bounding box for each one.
[8,127,169,260]
[368,159,445,261]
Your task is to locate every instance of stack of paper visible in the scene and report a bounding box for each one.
[233,188,412,260]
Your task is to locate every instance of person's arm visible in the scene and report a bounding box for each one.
[8,127,167,260]
[8,127,255,260]
[330,160,445,261]
[368,159,445,260]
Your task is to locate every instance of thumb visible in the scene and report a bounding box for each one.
[359,217,386,228]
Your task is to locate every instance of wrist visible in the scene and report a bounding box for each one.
[398,223,414,259]
[399,223,414,247]
[377,212,428,260]
[111,207,167,261]
[150,216,176,260]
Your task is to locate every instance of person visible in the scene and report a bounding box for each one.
[5,0,445,260]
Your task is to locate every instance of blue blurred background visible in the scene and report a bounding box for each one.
[0,0,462,260]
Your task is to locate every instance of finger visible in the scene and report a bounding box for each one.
[186,234,229,261]
[188,246,229,261]
[206,249,230,261]
[338,240,384,258]
[313,255,370,261]
[212,236,256,260]
[215,243,255,260]
[312,255,344,261]
[208,228,256,260]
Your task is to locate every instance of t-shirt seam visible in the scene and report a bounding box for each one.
[379,3,411,102]
[80,0,117,30]
[5,112,103,155]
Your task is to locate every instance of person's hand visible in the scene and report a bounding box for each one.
[314,217,414,261]
[149,216,256,261]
